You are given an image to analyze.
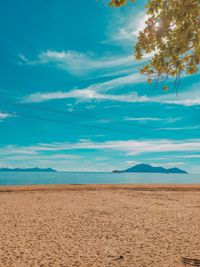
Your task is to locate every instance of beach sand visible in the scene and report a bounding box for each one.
[1,184,200,266]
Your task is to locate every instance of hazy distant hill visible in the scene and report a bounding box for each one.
[120,164,188,174]
[0,168,57,172]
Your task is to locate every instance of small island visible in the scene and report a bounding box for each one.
[113,163,188,174]
[0,167,57,172]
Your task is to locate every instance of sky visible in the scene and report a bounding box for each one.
[0,0,199,173]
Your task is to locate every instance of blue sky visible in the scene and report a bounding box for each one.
[0,0,199,173]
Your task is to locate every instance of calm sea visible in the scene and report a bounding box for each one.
[0,172,200,186]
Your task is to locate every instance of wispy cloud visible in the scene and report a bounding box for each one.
[106,10,148,45]
[124,117,182,123]
[19,50,138,77]
[0,112,15,121]
[154,83,200,106]
[156,125,200,131]
[153,162,186,168]
[1,153,82,172]
[125,117,163,122]
[5,153,81,161]
[1,139,199,172]
[1,139,200,156]
[22,85,200,106]
[153,154,200,160]
[22,73,146,103]
[23,90,148,104]
[161,98,200,107]
[21,73,200,106]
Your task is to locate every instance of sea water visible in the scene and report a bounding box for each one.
[0,172,200,186]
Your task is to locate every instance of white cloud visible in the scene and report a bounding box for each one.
[2,140,199,172]
[162,98,200,107]
[106,10,149,45]
[23,90,148,104]
[105,9,158,60]
[125,160,139,165]
[22,73,146,103]
[0,145,38,155]
[20,51,200,106]
[1,139,200,156]
[0,162,12,168]
[85,105,96,110]
[125,117,163,122]
[155,154,200,159]
[177,155,200,159]
[124,117,182,123]
[6,153,81,161]
[160,99,200,107]
[22,75,200,105]
[19,53,28,63]
[19,50,137,76]
[152,162,186,167]
[0,113,10,119]
[156,125,200,131]
[154,83,200,106]
[0,112,15,121]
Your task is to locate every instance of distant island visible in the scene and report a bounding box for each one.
[113,163,188,174]
[0,167,57,172]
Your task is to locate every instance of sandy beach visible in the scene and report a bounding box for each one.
[1,184,200,267]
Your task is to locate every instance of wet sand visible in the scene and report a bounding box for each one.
[1,184,200,266]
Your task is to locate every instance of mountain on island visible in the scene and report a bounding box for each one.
[115,163,188,174]
[0,167,57,172]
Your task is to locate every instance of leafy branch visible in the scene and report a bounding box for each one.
[109,0,200,90]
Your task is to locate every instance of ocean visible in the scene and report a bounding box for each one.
[0,172,200,186]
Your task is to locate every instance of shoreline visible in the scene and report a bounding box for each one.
[1,183,200,192]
